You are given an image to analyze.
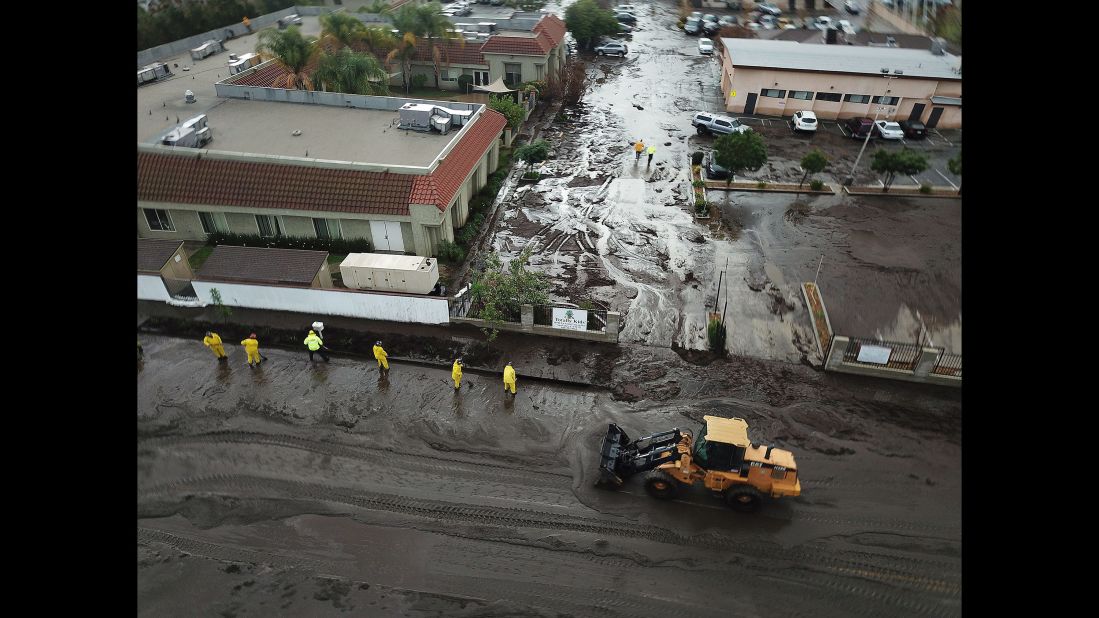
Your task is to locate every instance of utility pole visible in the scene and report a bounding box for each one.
[845,69,901,186]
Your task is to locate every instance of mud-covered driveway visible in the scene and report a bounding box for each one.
[489,1,960,361]
[139,334,961,616]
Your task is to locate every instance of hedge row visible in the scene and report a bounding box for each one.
[205,232,373,254]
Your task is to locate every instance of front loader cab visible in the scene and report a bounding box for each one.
[694,416,750,473]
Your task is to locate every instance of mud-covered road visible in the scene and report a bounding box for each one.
[139,335,961,616]
[488,0,961,360]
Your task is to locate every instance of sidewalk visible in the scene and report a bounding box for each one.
[138,301,621,389]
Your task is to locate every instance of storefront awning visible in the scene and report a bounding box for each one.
[930,96,962,106]
[473,77,516,94]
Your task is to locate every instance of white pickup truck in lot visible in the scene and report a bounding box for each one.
[691,112,752,136]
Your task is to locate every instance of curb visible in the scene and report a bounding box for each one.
[704,181,837,195]
[843,186,960,198]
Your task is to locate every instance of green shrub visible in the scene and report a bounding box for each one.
[692,180,705,188]
[707,317,726,354]
[695,199,708,214]
[691,151,704,165]
[205,232,373,254]
[437,239,466,264]
[457,74,474,94]
[809,179,825,191]
[919,183,933,194]
[756,180,768,189]
[411,74,428,89]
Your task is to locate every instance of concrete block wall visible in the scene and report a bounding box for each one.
[825,335,960,387]
[451,304,622,344]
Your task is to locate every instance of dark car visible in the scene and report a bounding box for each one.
[898,120,928,139]
[844,116,875,139]
[616,12,637,23]
[705,152,730,180]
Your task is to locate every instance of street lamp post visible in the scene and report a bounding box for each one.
[844,68,901,187]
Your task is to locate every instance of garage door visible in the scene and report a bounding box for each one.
[370,221,405,253]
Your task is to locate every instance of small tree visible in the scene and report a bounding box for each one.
[948,150,961,195]
[707,316,727,355]
[515,139,550,178]
[489,95,526,130]
[565,0,619,50]
[713,131,767,187]
[797,149,829,197]
[209,288,233,323]
[469,247,550,342]
[871,148,929,193]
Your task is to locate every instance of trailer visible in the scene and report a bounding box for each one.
[227,52,261,75]
[339,253,439,295]
[160,115,212,148]
[189,39,225,61]
[137,62,172,86]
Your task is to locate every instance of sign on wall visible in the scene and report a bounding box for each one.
[552,308,588,331]
[856,344,892,365]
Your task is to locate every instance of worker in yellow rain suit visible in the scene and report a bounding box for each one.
[241,333,262,368]
[503,361,517,395]
[203,331,227,361]
[452,358,463,391]
[373,341,389,373]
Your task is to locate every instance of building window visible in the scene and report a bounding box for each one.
[255,214,283,237]
[760,88,786,98]
[844,94,871,103]
[198,212,227,234]
[872,95,900,105]
[815,92,842,102]
[442,68,457,82]
[313,218,342,240]
[144,208,175,232]
[789,90,814,100]
[504,63,522,85]
[535,63,545,79]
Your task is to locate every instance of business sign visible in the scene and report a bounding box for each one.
[552,307,588,331]
[856,344,892,365]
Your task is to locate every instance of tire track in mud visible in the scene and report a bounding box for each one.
[137,527,325,570]
[139,474,959,603]
[138,431,574,488]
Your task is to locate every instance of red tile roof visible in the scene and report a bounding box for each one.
[137,152,415,216]
[410,110,507,210]
[480,32,553,57]
[225,62,292,88]
[533,14,567,46]
[413,39,485,66]
[138,111,506,216]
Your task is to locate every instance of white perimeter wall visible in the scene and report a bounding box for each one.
[191,281,450,324]
[138,275,172,301]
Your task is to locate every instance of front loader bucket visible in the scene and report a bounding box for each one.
[596,423,631,487]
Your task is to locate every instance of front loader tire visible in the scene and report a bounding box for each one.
[724,485,763,513]
[644,471,681,500]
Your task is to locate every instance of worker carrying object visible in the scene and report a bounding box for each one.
[203,331,228,361]
[633,139,645,161]
[373,341,389,373]
[304,330,330,362]
[311,321,325,339]
[503,362,517,395]
[452,358,463,391]
[241,333,262,368]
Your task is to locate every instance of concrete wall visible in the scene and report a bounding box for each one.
[720,61,962,128]
[137,5,331,67]
[191,280,450,324]
[138,274,173,301]
[450,303,622,343]
[824,335,961,387]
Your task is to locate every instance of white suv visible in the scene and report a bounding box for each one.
[595,42,628,56]
[792,110,818,132]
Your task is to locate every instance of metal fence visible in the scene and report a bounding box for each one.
[533,305,607,332]
[931,352,962,378]
[450,293,472,318]
[841,336,924,372]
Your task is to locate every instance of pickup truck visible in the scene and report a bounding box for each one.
[692,112,752,136]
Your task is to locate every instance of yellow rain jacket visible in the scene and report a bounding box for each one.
[304,332,323,351]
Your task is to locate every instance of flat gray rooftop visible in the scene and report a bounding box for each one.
[201,98,460,167]
[720,38,961,80]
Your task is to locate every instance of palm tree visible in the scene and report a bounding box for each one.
[256,27,319,90]
[386,31,419,94]
[319,12,367,50]
[314,48,390,96]
[359,25,397,55]
[415,2,464,90]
